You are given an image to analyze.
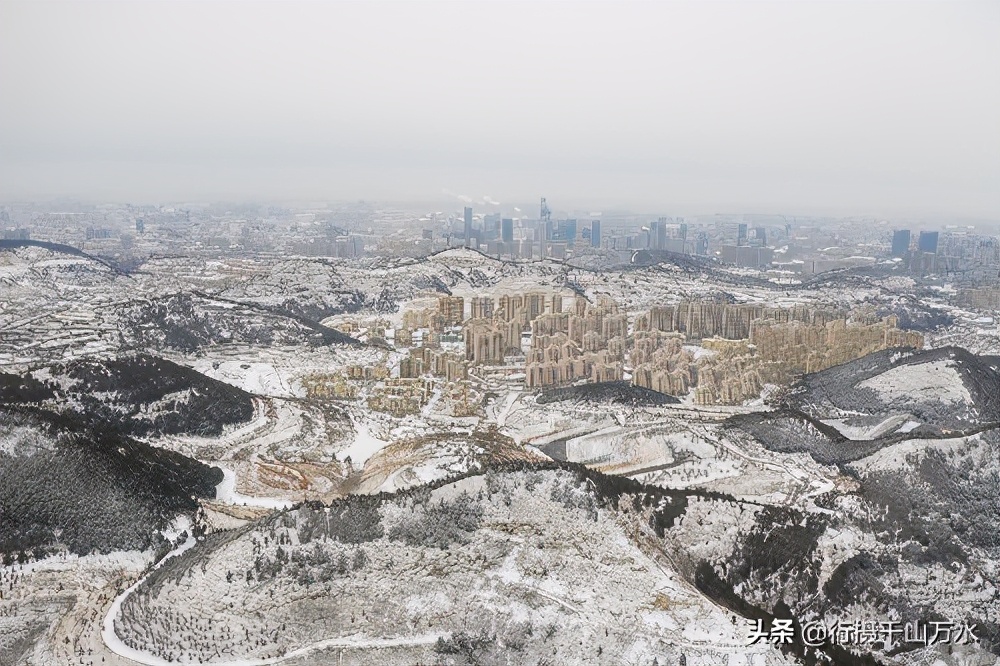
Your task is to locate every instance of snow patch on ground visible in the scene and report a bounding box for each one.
[160,514,192,543]
[341,418,390,468]
[102,534,198,666]
[104,534,444,666]
[683,344,716,360]
[857,360,971,405]
[214,466,294,510]
[192,360,299,398]
[822,414,910,440]
[852,435,973,473]
[378,454,468,493]
[1,549,149,578]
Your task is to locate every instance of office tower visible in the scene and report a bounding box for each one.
[721,245,774,268]
[136,218,145,234]
[737,223,748,246]
[501,218,514,243]
[590,220,601,247]
[891,230,911,257]
[484,213,501,239]
[657,218,669,251]
[560,219,578,247]
[464,207,473,248]
[918,231,939,254]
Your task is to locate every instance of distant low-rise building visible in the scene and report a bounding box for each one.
[720,244,773,268]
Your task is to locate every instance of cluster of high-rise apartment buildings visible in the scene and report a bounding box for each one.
[356,288,925,408]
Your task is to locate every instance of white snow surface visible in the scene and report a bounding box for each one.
[377,454,468,493]
[103,530,438,666]
[857,360,971,405]
[0,549,149,578]
[821,414,911,440]
[102,468,295,664]
[192,360,300,398]
[214,466,294,510]
[340,417,390,468]
[102,534,199,666]
[160,514,192,542]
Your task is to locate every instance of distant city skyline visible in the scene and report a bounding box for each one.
[2,1,998,219]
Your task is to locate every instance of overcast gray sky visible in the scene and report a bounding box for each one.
[1,0,997,216]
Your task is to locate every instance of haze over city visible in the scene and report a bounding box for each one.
[1,0,998,218]
[7,3,1000,665]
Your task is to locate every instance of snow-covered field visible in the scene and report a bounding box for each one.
[192,360,302,398]
[857,360,971,405]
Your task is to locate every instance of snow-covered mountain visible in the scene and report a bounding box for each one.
[3,241,999,665]
[0,406,221,559]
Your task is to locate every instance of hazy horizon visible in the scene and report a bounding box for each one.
[2,1,998,219]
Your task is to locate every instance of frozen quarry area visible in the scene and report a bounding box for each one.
[2,241,999,666]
